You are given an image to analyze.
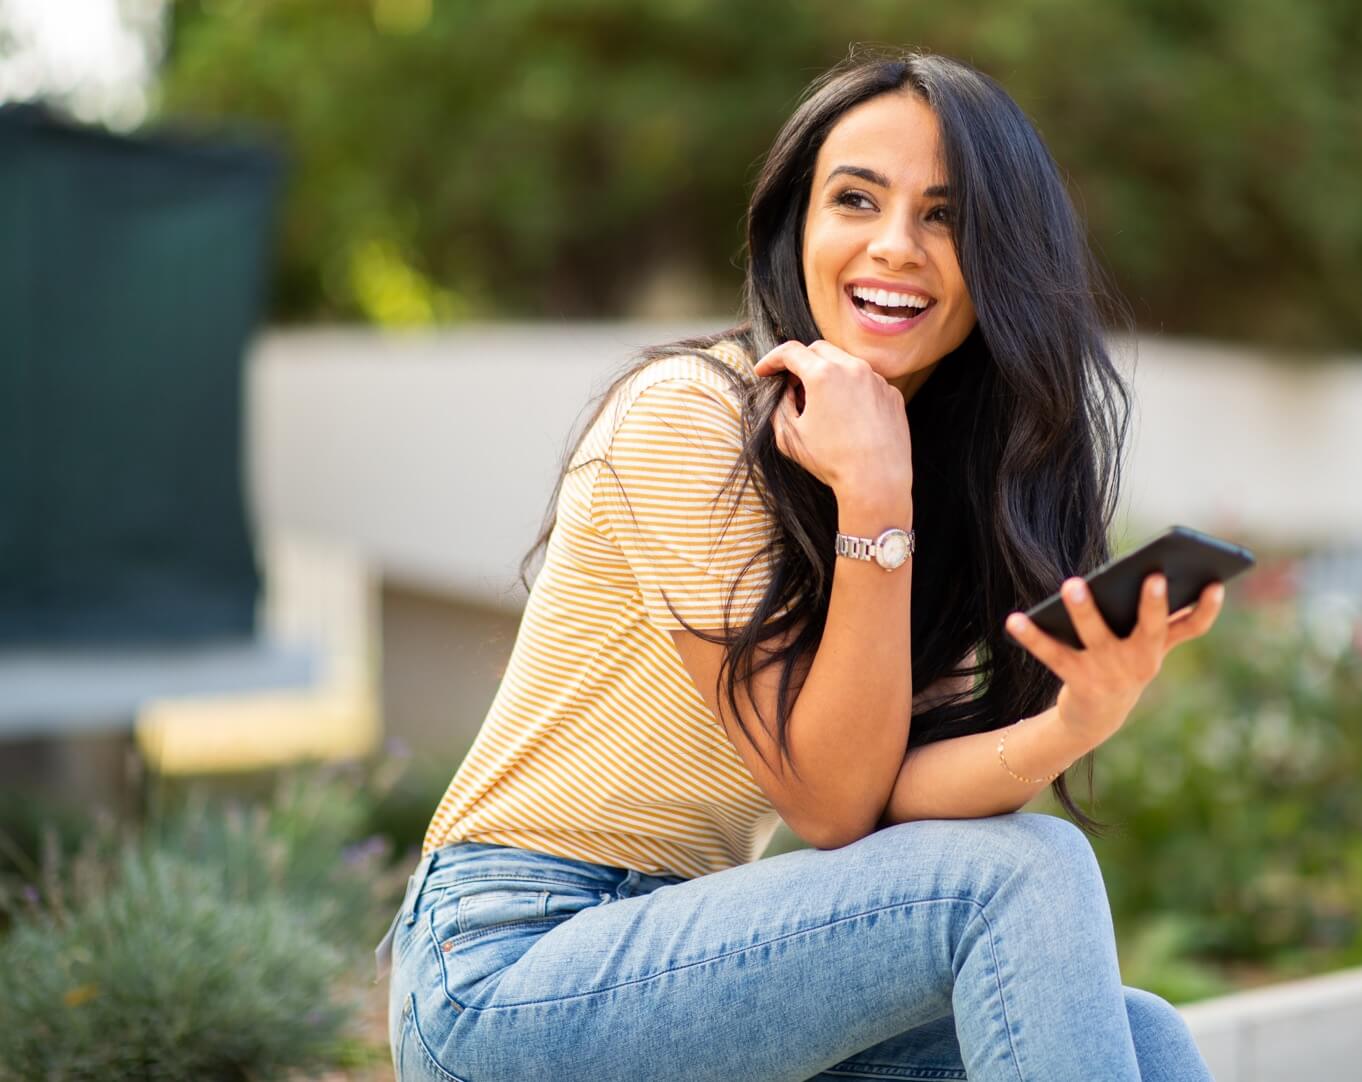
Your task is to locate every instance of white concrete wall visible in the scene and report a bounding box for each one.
[247,322,713,611]
[1179,966,1362,1081]
[246,324,1362,613]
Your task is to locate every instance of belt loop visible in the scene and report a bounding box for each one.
[617,869,640,899]
[403,851,437,926]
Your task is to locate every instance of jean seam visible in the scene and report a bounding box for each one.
[821,1068,967,1081]
[463,894,985,1012]
[426,872,619,894]
[975,903,1024,1082]
[404,853,436,926]
[440,913,572,952]
[404,994,473,1082]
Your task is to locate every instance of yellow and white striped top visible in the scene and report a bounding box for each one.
[421,339,784,879]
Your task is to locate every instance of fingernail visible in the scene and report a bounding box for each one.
[1066,580,1086,601]
[1151,576,1165,597]
[1006,613,1025,633]
[1211,584,1225,604]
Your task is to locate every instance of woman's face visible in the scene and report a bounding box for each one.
[801,90,977,401]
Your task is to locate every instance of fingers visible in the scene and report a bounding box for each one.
[1165,582,1226,650]
[753,339,867,380]
[1005,611,1079,683]
[1059,577,1118,650]
[752,340,820,379]
[770,380,805,461]
[804,339,861,366]
[1135,572,1169,646]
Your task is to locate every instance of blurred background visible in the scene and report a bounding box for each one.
[1,1,1359,1079]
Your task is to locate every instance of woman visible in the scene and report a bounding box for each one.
[379,49,1222,1080]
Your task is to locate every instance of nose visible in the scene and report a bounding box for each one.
[867,213,927,270]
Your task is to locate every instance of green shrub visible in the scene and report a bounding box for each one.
[0,849,347,1081]
[359,749,455,867]
[1060,570,1362,1000]
[0,764,407,1081]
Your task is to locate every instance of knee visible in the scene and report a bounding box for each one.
[871,812,1106,907]
[1124,986,1199,1051]
[1000,813,1102,883]
[964,812,1111,922]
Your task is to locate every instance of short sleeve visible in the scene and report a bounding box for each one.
[594,374,778,632]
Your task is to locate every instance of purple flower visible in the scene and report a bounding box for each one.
[341,835,388,866]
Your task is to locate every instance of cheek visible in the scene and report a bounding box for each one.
[804,219,852,289]
[941,253,975,331]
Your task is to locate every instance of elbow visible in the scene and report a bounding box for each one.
[805,829,855,851]
[799,811,883,851]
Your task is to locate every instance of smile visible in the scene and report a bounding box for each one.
[845,284,935,335]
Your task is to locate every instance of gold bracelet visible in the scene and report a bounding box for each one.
[996,719,1063,785]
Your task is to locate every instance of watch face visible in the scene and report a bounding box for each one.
[876,530,910,569]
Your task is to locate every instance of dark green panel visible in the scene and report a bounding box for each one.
[0,105,282,644]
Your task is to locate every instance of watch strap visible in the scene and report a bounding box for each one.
[835,527,915,566]
[835,533,877,561]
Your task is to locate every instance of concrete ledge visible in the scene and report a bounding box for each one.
[1179,966,1362,1081]
[248,325,1362,617]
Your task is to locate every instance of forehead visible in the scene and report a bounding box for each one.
[813,91,946,186]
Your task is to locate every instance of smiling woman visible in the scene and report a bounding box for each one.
[801,93,977,399]
[383,47,1220,1081]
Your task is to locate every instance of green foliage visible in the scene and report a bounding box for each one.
[0,764,407,1081]
[156,0,1362,350]
[0,852,345,1081]
[358,750,456,865]
[1086,588,1362,999]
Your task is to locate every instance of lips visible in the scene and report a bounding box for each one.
[844,285,935,335]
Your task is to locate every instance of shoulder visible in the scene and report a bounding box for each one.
[611,339,758,434]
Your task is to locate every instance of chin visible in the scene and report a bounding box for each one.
[857,341,923,378]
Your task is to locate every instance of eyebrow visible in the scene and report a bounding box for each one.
[825,165,949,198]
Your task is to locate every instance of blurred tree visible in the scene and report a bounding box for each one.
[157,0,1362,350]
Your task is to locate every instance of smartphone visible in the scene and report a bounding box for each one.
[1021,526,1257,650]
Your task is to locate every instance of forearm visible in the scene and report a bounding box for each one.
[786,494,914,843]
[876,703,1097,826]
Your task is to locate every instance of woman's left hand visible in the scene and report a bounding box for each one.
[1004,573,1226,744]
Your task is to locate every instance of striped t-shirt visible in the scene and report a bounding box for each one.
[422,339,785,879]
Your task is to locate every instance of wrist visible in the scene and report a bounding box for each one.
[836,489,913,534]
[1054,688,1129,750]
[998,707,1092,785]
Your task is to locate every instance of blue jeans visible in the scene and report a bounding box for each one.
[378,813,1212,1081]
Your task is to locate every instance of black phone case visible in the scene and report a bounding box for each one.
[1022,525,1257,650]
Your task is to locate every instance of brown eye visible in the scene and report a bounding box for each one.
[834,190,875,211]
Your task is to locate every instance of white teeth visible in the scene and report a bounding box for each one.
[851,285,930,309]
[864,307,909,325]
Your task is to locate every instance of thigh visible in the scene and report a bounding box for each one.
[435,815,1082,1082]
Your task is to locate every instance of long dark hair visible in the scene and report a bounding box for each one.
[520,48,1132,832]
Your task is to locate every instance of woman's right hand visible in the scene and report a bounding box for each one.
[752,340,914,503]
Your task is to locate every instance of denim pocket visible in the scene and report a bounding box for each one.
[430,878,609,1010]
[456,887,551,935]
